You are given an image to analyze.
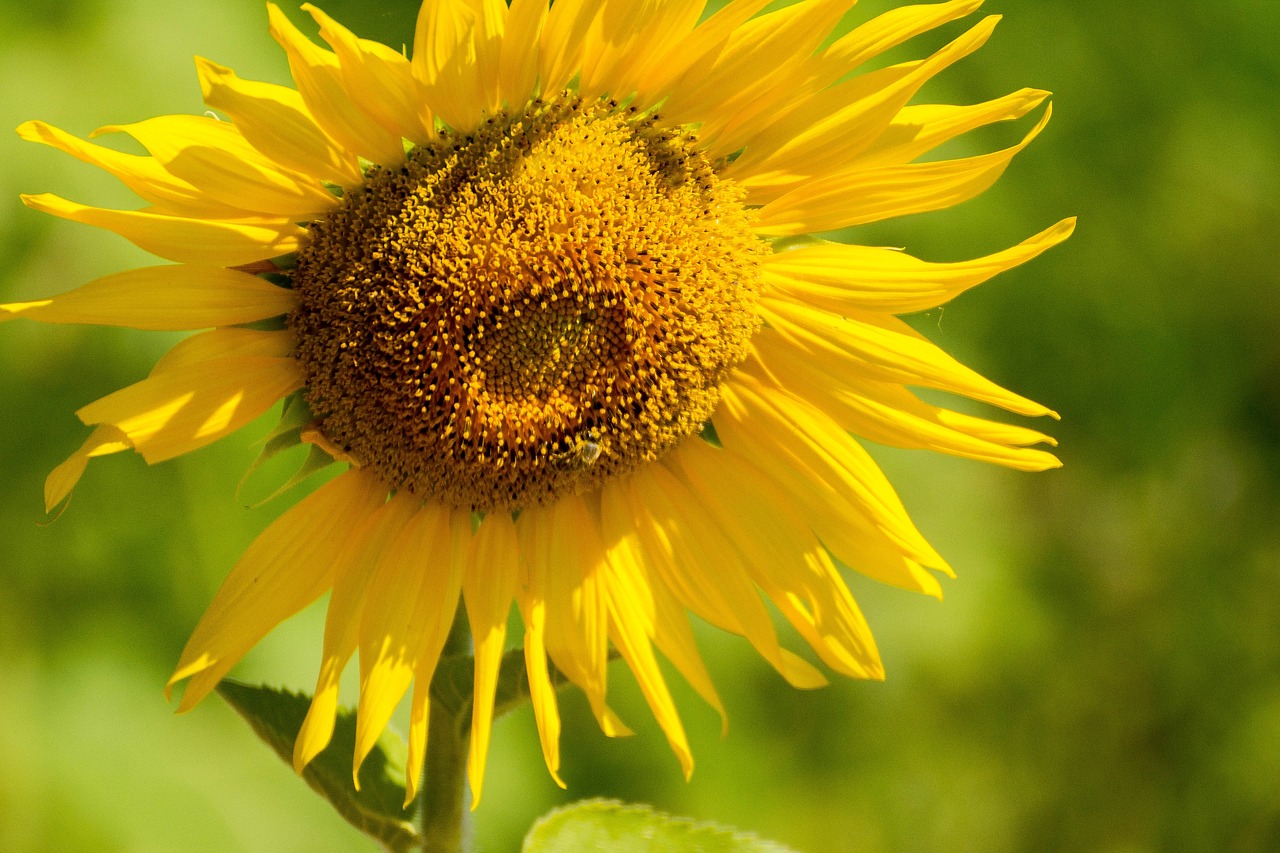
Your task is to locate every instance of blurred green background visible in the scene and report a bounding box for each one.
[2,1,1277,850]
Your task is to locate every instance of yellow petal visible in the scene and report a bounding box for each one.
[304,4,436,146]
[43,328,291,509]
[632,0,773,108]
[151,327,295,374]
[349,501,463,794]
[824,0,983,71]
[16,120,238,218]
[403,510,472,805]
[662,0,850,138]
[598,482,728,730]
[672,437,884,680]
[93,114,336,218]
[537,0,600,97]
[167,469,386,710]
[717,378,952,585]
[76,354,303,464]
[574,2,649,100]
[0,265,295,330]
[44,425,132,513]
[497,0,546,108]
[195,57,363,188]
[629,464,827,690]
[932,407,1060,449]
[413,0,506,129]
[715,61,920,172]
[748,334,1060,470]
[514,527,565,788]
[267,3,406,166]
[727,17,999,199]
[602,517,695,777]
[754,105,1052,236]
[520,498,625,738]
[708,1,985,156]
[21,193,307,266]
[462,511,519,808]
[763,217,1075,314]
[578,0,703,101]
[294,493,416,774]
[859,87,1052,169]
[760,296,1056,417]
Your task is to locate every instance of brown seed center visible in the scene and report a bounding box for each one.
[289,95,765,511]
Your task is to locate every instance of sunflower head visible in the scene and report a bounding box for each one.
[291,93,765,511]
[10,0,1072,808]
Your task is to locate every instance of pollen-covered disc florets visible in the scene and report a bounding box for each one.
[290,95,765,511]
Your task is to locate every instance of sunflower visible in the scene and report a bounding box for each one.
[8,0,1071,807]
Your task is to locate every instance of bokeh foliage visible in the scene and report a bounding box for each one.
[1,0,1277,850]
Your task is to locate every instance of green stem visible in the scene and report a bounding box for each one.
[419,605,473,853]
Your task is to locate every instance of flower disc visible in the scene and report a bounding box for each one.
[290,96,765,511]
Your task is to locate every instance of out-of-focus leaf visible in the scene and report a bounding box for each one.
[215,680,421,853]
[523,799,800,852]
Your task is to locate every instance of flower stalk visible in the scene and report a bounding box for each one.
[419,607,473,853]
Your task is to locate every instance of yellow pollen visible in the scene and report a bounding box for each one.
[289,95,765,511]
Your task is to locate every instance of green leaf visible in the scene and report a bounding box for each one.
[236,393,339,506]
[523,799,801,853]
[216,680,422,853]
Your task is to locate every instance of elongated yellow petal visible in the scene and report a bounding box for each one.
[44,425,132,513]
[717,378,952,586]
[304,4,435,146]
[579,0,703,101]
[859,87,1051,169]
[403,510,472,805]
[574,2,649,100]
[44,328,290,509]
[17,120,238,218]
[514,519,564,788]
[195,57,362,188]
[167,469,386,710]
[354,501,461,790]
[749,334,1060,471]
[672,437,884,679]
[21,193,307,266]
[932,407,1060,449]
[598,482,728,730]
[727,17,999,199]
[462,511,519,808]
[76,355,303,463]
[521,497,627,738]
[93,114,336,218]
[151,327,295,374]
[632,0,773,108]
[497,0,546,108]
[663,0,850,137]
[712,60,924,166]
[0,265,295,330]
[414,0,506,129]
[538,0,599,97]
[629,464,827,690]
[760,296,1056,417]
[294,493,416,774]
[721,377,932,554]
[602,518,695,777]
[267,3,405,165]
[755,105,1052,236]
[764,217,1075,314]
[829,0,982,71]
[709,1,986,156]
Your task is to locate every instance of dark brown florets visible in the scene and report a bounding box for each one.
[289,95,764,511]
